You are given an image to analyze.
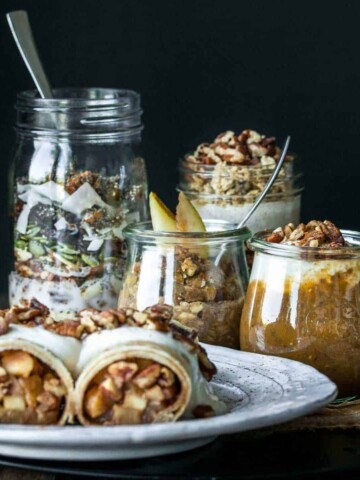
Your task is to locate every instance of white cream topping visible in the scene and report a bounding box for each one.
[9,272,120,314]
[251,253,360,288]
[193,196,301,234]
[1,324,81,375]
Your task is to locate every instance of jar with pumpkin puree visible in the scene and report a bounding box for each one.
[240,220,360,397]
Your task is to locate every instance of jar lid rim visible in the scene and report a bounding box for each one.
[177,186,304,200]
[123,220,251,241]
[16,88,141,110]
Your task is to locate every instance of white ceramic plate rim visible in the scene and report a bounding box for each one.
[0,345,337,445]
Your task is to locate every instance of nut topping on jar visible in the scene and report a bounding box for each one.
[264,220,346,248]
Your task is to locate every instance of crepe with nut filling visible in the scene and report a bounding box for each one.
[73,305,226,426]
[0,322,80,425]
[1,301,226,426]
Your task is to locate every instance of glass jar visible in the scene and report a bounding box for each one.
[178,155,303,233]
[9,88,148,316]
[119,220,251,349]
[240,230,360,397]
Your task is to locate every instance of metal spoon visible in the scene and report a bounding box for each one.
[214,136,291,267]
[237,135,291,228]
[7,10,53,98]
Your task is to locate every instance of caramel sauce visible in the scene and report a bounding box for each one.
[240,272,360,397]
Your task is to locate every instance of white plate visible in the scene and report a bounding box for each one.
[0,345,337,461]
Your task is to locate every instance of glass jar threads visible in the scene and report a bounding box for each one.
[9,88,148,315]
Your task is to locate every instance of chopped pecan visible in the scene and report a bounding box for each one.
[36,391,60,412]
[133,364,161,389]
[45,320,84,339]
[108,361,138,384]
[265,220,346,249]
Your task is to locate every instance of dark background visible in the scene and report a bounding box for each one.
[0,0,359,292]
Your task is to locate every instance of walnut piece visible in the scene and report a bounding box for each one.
[264,220,346,248]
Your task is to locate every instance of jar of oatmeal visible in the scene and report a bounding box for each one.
[9,88,148,316]
[119,220,251,349]
[178,129,303,233]
[240,225,360,397]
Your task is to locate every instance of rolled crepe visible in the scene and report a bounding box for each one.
[0,324,81,425]
[75,327,226,426]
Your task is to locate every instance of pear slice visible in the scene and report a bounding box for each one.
[149,192,177,232]
[176,192,206,233]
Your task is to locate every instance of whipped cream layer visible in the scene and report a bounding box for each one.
[9,272,121,316]
[251,252,360,289]
[2,324,81,375]
[193,196,300,233]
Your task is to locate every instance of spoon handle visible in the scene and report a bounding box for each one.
[237,135,291,229]
[7,10,53,99]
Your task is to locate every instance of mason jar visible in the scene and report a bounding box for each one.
[240,230,360,397]
[178,156,303,233]
[9,88,148,316]
[119,220,251,349]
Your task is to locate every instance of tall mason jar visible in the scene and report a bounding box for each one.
[9,88,148,316]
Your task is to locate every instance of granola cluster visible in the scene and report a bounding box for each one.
[0,300,216,382]
[182,130,294,202]
[264,220,346,248]
[120,248,244,349]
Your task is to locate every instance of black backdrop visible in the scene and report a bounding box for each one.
[0,0,359,293]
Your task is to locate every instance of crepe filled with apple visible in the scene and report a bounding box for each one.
[0,303,79,425]
[74,305,226,425]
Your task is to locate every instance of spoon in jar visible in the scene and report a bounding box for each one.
[236,135,291,229]
[7,10,53,99]
[7,10,58,182]
[214,136,290,266]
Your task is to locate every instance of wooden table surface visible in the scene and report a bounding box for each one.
[0,469,54,479]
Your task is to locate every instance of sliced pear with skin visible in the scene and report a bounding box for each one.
[176,192,208,258]
[176,192,206,233]
[149,192,177,232]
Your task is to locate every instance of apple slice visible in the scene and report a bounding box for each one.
[149,192,177,232]
[176,192,206,233]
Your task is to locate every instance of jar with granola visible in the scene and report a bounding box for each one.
[119,220,251,349]
[9,88,148,316]
[178,130,303,233]
[240,221,360,397]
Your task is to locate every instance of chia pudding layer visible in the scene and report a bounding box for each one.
[10,171,145,315]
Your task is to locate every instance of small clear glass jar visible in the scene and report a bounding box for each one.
[240,230,360,397]
[9,88,148,316]
[178,155,303,233]
[119,220,251,349]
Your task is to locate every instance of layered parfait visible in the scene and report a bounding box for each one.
[119,192,249,349]
[240,220,360,396]
[179,129,303,232]
[10,171,146,316]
